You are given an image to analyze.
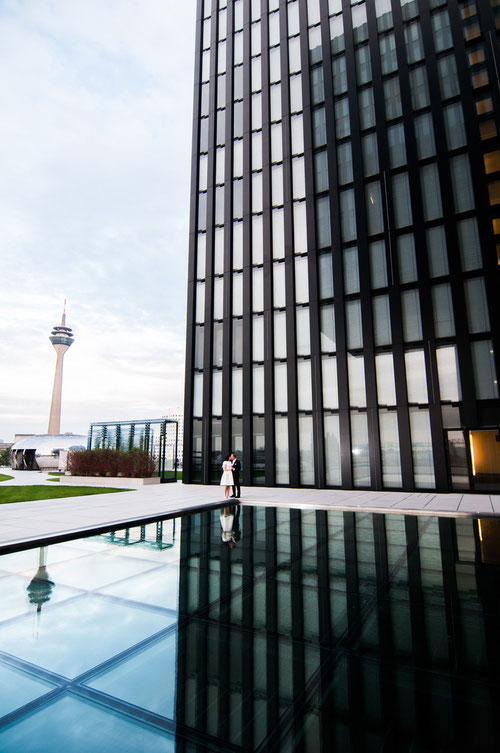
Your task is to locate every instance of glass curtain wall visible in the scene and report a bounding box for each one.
[184,0,500,492]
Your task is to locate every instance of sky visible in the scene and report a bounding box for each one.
[0,0,197,442]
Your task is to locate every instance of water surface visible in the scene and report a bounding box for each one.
[1,508,499,752]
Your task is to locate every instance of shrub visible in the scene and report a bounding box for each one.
[119,448,156,478]
[67,449,155,478]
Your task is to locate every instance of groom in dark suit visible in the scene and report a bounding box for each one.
[229,452,241,499]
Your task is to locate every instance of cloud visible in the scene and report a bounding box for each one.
[0,0,195,441]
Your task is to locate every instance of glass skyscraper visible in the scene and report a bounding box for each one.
[184,0,500,491]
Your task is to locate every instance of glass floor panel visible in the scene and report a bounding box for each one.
[1,506,500,752]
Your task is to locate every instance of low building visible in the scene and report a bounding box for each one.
[88,418,179,482]
[163,409,184,469]
[10,434,87,471]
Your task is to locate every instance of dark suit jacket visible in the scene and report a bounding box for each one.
[232,458,241,480]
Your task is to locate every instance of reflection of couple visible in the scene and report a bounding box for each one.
[220,452,241,500]
[220,504,241,548]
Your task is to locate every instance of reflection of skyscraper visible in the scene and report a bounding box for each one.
[48,303,74,435]
[175,506,500,752]
[183,0,500,493]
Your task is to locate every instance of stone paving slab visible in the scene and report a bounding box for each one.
[1,469,500,551]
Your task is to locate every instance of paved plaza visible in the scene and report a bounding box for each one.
[0,469,499,551]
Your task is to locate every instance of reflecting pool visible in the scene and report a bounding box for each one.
[1,508,500,752]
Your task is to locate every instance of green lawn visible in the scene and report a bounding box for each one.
[47,472,64,482]
[0,486,130,504]
[0,474,14,482]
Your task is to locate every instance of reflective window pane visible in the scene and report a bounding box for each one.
[450,155,475,213]
[232,318,243,364]
[324,414,341,485]
[194,325,205,369]
[366,181,384,236]
[275,362,288,413]
[275,417,289,483]
[293,201,308,254]
[337,142,353,185]
[252,215,264,264]
[384,77,402,120]
[438,55,460,99]
[444,103,467,150]
[232,367,243,415]
[274,310,287,359]
[369,240,388,289]
[376,353,396,405]
[213,321,223,367]
[471,340,499,399]
[335,97,351,137]
[457,218,482,271]
[379,410,402,487]
[405,349,428,403]
[432,283,455,337]
[410,66,430,109]
[409,408,435,488]
[212,369,222,415]
[402,289,422,341]
[314,150,329,192]
[373,295,392,346]
[427,226,449,277]
[421,164,443,221]
[272,208,285,258]
[253,267,264,312]
[436,345,461,402]
[253,365,265,413]
[340,189,357,242]
[465,278,490,333]
[346,299,363,350]
[322,355,338,409]
[343,247,359,295]
[392,173,413,229]
[319,253,334,300]
[351,412,370,487]
[213,277,224,320]
[193,373,203,417]
[387,123,407,168]
[348,353,366,407]
[362,132,379,177]
[299,415,315,485]
[253,314,264,361]
[295,256,310,303]
[316,196,332,248]
[397,233,417,284]
[296,307,311,356]
[358,88,375,130]
[297,359,313,410]
[414,113,436,159]
[320,303,336,352]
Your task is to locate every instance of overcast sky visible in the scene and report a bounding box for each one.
[0,0,196,442]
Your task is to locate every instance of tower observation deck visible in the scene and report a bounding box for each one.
[47,304,74,435]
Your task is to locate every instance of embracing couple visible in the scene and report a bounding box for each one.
[220,452,241,500]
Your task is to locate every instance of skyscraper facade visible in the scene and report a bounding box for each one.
[184,0,500,491]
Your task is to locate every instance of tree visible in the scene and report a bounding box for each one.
[0,448,11,467]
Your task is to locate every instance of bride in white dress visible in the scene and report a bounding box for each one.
[220,455,234,499]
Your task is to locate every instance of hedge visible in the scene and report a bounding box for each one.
[68,449,156,478]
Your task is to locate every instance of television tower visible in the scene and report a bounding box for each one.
[47,302,74,434]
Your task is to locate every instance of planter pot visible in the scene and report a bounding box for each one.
[59,476,161,488]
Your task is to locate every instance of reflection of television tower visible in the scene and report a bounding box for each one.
[48,302,74,434]
[27,547,55,638]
